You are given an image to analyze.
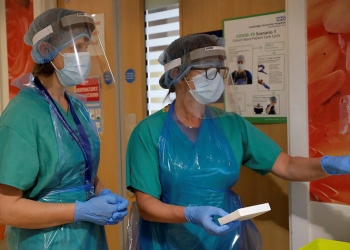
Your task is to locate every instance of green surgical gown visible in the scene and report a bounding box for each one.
[0,86,107,250]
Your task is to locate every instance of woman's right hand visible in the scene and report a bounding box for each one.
[184,206,239,236]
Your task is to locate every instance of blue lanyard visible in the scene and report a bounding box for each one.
[33,77,92,186]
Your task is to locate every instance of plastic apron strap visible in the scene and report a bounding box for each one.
[65,94,92,184]
[33,77,93,198]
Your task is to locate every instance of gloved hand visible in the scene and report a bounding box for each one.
[99,189,129,225]
[107,207,128,225]
[99,188,112,196]
[321,155,350,174]
[184,206,239,236]
[74,194,122,225]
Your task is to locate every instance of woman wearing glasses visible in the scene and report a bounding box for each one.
[126,34,340,250]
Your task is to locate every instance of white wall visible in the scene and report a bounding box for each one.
[33,0,56,17]
[287,0,309,248]
[287,0,350,249]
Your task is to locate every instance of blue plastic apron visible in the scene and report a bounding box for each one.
[137,101,262,250]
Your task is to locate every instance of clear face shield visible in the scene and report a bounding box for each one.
[225,73,242,114]
[12,13,114,89]
[169,46,241,119]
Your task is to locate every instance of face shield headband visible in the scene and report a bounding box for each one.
[163,46,227,72]
[32,13,95,45]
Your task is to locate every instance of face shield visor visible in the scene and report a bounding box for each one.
[224,73,242,114]
[18,12,114,88]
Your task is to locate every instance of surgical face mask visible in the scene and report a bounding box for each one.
[185,68,225,105]
[52,52,91,87]
[237,63,244,71]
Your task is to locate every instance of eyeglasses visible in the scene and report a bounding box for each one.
[191,66,229,80]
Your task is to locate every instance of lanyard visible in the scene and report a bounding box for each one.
[33,77,92,186]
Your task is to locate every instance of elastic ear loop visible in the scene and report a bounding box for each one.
[50,52,64,70]
[184,76,194,90]
[50,61,58,70]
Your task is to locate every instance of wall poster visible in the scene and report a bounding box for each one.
[75,76,103,133]
[308,0,350,205]
[83,13,105,133]
[223,11,287,124]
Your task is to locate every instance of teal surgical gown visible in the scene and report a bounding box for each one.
[0,85,107,250]
[126,101,282,249]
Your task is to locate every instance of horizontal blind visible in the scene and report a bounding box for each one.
[145,0,178,11]
[145,3,179,115]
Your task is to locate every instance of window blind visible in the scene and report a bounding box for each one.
[145,3,179,115]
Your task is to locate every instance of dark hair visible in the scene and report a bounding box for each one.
[270,96,277,102]
[32,62,55,77]
[164,86,176,101]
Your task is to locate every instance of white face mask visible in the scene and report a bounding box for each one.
[51,52,91,87]
[185,68,225,105]
[237,63,244,71]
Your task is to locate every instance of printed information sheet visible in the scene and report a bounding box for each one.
[223,11,287,123]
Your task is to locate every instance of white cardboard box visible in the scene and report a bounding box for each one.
[218,203,271,225]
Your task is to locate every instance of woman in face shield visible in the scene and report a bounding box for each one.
[0,8,128,250]
[126,33,350,250]
[231,54,253,85]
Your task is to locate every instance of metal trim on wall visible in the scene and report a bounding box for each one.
[0,0,9,114]
[112,0,126,248]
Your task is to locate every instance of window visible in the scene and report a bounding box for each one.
[145,3,179,115]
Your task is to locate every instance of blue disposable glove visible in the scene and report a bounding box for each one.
[321,155,350,174]
[107,207,128,225]
[184,206,239,236]
[99,189,129,225]
[74,194,121,225]
[99,188,112,196]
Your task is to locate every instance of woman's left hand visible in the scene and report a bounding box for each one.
[99,189,129,225]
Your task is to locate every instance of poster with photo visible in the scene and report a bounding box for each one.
[75,76,103,133]
[223,11,287,123]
